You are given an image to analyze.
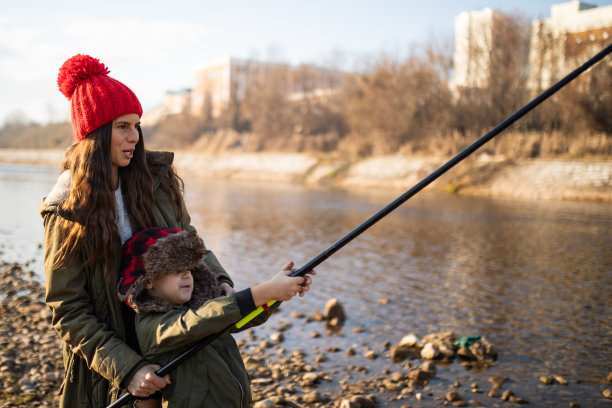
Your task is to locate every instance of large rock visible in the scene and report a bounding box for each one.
[340,395,377,408]
[455,336,497,362]
[420,342,440,360]
[390,344,421,362]
[324,298,346,323]
[420,361,437,376]
[399,333,421,347]
[422,331,456,359]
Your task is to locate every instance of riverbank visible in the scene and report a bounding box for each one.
[3,262,611,407]
[0,148,610,202]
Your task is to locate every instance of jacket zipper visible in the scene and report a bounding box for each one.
[230,371,246,408]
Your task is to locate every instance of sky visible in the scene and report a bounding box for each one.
[1,0,612,125]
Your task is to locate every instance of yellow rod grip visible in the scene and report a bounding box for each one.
[235,300,278,329]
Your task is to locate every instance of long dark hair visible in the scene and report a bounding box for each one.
[53,123,162,269]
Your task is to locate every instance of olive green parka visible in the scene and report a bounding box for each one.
[41,151,233,407]
[135,293,258,407]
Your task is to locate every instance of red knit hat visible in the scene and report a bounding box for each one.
[57,54,143,142]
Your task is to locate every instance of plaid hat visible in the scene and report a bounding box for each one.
[57,54,143,142]
[118,227,220,313]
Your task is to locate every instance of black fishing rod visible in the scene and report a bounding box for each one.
[108,42,611,408]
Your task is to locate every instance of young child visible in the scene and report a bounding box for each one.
[118,227,313,407]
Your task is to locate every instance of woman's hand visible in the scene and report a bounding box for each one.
[127,364,171,398]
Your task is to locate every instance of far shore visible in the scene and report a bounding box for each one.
[0,148,610,202]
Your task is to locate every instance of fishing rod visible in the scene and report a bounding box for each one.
[108,42,611,408]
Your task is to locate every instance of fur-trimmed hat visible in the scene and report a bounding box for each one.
[57,54,143,142]
[118,227,221,313]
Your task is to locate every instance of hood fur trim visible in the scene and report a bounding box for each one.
[119,229,222,313]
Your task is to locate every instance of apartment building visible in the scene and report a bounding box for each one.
[529,1,612,90]
[452,1,612,92]
[452,7,505,89]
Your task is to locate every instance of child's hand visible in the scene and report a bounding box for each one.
[291,262,315,297]
[251,261,316,306]
[270,261,304,301]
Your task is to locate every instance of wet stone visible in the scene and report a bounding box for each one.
[445,390,462,402]
[324,298,346,323]
[540,375,555,384]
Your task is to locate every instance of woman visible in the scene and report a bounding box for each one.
[40,54,245,407]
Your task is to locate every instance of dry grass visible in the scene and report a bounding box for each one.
[1,119,609,162]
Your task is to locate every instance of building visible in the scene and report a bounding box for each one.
[141,89,191,125]
[143,56,343,125]
[528,1,612,90]
[452,1,612,93]
[452,7,505,90]
[190,56,262,119]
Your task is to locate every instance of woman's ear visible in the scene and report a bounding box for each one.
[143,278,153,290]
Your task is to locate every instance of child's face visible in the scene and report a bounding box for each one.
[144,270,194,306]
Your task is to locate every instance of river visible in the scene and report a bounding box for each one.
[1,163,611,406]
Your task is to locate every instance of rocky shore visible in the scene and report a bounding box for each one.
[2,263,612,407]
[0,148,610,202]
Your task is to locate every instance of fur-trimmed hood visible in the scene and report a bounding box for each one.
[118,228,221,313]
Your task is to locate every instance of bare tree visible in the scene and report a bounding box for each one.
[559,33,612,133]
[342,48,453,155]
[487,13,531,125]
[290,64,344,140]
[241,62,293,149]
[452,12,531,134]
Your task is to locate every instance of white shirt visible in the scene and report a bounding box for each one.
[114,180,132,244]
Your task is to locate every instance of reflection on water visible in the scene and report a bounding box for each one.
[2,164,611,406]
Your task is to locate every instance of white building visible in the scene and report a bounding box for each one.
[144,56,343,125]
[190,56,259,119]
[452,1,612,92]
[452,7,504,90]
[529,1,612,90]
[141,89,191,125]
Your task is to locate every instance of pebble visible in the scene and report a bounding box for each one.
[445,390,462,402]
[540,375,555,384]
[399,333,420,348]
[270,332,284,343]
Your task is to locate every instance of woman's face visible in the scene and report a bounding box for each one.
[110,113,140,170]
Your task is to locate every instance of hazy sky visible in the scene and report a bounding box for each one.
[2,0,611,125]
